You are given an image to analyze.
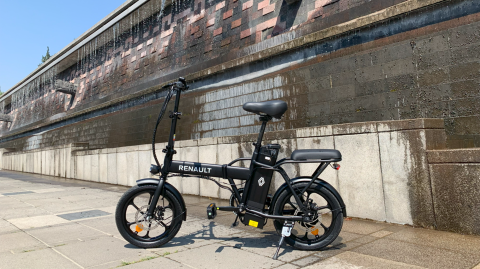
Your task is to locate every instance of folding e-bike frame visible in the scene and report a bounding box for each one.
[137,78,346,259]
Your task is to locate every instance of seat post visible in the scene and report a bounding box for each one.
[255,115,272,151]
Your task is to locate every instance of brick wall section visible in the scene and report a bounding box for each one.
[3,0,480,150]
[3,0,405,132]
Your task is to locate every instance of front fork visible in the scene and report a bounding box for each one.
[147,176,166,217]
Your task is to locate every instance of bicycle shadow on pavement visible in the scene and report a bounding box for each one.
[124,220,346,259]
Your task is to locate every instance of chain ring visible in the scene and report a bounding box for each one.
[135,205,159,231]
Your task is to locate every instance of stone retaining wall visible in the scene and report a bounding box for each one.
[1,118,450,230]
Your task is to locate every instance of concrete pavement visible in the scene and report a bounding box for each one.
[0,170,480,269]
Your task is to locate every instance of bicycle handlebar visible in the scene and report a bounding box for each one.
[161,77,189,91]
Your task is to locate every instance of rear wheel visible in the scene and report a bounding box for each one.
[272,181,343,250]
[115,185,183,248]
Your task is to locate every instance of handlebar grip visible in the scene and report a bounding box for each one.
[179,77,186,85]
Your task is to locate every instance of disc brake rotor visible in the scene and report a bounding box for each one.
[135,205,159,231]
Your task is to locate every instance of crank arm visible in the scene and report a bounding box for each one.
[216,206,239,212]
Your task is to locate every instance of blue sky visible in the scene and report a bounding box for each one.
[0,0,127,93]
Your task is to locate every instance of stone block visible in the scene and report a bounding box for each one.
[99,153,108,183]
[270,139,298,191]
[84,154,92,181]
[138,144,152,151]
[378,131,414,225]
[428,148,480,163]
[335,133,386,221]
[176,139,198,148]
[59,148,65,177]
[333,122,377,135]
[138,150,152,179]
[42,150,47,175]
[117,152,128,186]
[77,155,85,180]
[199,145,219,197]
[176,146,200,195]
[91,154,99,182]
[198,137,218,146]
[430,164,480,235]
[126,151,139,186]
[107,153,117,185]
[65,146,72,178]
[217,143,238,199]
[376,118,444,132]
[296,125,333,138]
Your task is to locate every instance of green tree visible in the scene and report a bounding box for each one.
[39,46,51,66]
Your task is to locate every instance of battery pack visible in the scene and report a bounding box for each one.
[243,144,280,228]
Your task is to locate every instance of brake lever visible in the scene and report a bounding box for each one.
[162,83,174,89]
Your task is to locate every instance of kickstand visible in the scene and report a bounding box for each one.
[273,236,285,260]
[272,221,295,260]
[230,215,239,228]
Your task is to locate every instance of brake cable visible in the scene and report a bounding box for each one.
[152,85,175,167]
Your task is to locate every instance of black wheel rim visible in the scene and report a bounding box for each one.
[121,189,177,242]
[276,188,339,245]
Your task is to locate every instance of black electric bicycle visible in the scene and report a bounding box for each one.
[115,78,346,259]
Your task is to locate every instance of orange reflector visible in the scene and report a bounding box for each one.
[135,224,144,232]
[311,229,319,236]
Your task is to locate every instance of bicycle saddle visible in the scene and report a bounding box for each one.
[242,100,288,119]
[291,149,342,161]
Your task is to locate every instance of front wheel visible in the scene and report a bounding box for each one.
[272,181,344,250]
[115,184,183,248]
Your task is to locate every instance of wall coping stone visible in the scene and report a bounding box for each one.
[2,119,445,156]
[427,148,480,163]
[13,118,443,157]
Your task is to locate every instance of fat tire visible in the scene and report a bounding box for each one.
[115,184,183,248]
[272,182,343,250]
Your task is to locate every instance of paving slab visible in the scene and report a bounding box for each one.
[0,220,21,235]
[76,215,122,238]
[386,227,480,255]
[1,170,480,269]
[119,256,188,268]
[307,251,426,269]
[221,231,315,262]
[341,218,390,235]
[0,232,44,253]
[1,207,51,220]
[27,222,106,245]
[54,236,154,268]
[0,248,79,269]
[57,209,110,221]
[352,238,480,269]
[167,243,285,269]
[8,215,70,230]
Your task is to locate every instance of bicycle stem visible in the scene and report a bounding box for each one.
[148,81,184,217]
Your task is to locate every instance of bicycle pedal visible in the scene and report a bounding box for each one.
[207,203,217,219]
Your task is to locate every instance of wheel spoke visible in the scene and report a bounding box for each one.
[316,206,329,211]
[143,224,152,238]
[158,221,169,228]
[130,201,140,210]
[287,201,298,210]
[282,210,296,215]
[320,223,329,231]
[127,221,136,227]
